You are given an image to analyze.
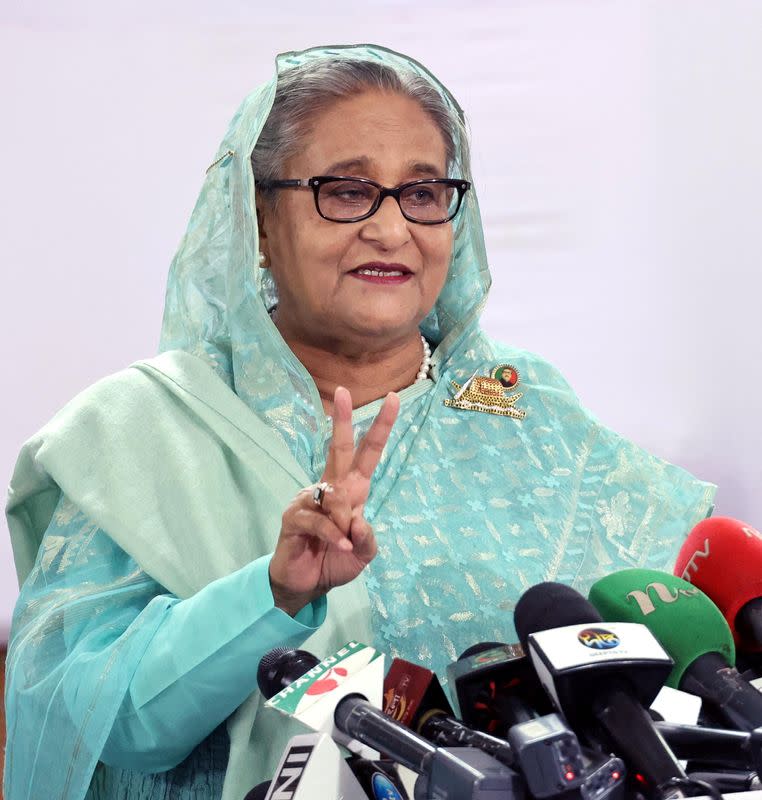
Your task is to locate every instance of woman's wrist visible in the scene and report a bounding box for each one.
[269,570,318,617]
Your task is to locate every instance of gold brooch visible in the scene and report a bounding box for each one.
[444,364,527,419]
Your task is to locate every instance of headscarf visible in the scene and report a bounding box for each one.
[158,43,491,463]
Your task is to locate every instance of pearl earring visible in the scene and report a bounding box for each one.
[258,251,267,268]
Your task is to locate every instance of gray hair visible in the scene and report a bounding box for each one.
[251,58,471,203]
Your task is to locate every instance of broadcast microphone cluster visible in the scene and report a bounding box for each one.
[579,514,762,795]
[254,642,523,799]
[249,514,762,799]
[253,640,624,800]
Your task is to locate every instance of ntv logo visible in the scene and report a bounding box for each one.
[679,538,710,581]
[680,526,761,582]
[626,582,700,616]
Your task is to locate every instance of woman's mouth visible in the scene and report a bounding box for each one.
[349,263,413,284]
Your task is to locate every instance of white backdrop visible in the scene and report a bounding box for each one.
[1,0,760,641]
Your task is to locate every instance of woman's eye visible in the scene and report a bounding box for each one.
[406,187,438,205]
[326,183,373,203]
[339,190,365,201]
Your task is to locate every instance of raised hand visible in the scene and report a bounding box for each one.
[269,386,400,615]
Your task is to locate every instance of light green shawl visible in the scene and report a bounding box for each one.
[6,349,376,798]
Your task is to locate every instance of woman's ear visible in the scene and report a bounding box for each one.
[256,201,270,269]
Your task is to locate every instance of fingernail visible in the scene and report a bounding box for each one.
[340,539,353,551]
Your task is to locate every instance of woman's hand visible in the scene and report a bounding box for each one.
[269,386,400,615]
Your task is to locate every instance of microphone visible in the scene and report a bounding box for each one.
[654,721,762,772]
[335,693,524,799]
[589,568,762,732]
[258,644,410,799]
[383,656,512,764]
[385,656,612,800]
[257,647,320,696]
[675,517,762,652]
[686,770,762,793]
[514,582,689,797]
[260,644,523,798]
[446,642,553,736]
[262,640,386,758]
[417,712,514,766]
[383,655,456,729]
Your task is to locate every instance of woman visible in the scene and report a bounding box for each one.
[4,44,714,799]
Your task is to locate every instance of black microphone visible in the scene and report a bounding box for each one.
[686,770,761,793]
[734,598,762,674]
[384,654,611,799]
[242,781,271,800]
[257,647,321,697]
[417,711,514,765]
[514,582,690,798]
[335,693,523,799]
[655,721,762,772]
[383,654,514,765]
[446,641,552,736]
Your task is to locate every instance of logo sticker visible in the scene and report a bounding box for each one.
[269,743,313,799]
[305,666,348,696]
[371,771,405,799]
[577,627,620,650]
[626,582,700,616]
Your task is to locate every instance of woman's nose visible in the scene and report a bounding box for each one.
[359,196,412,249]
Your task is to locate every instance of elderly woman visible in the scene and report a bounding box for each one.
[4,44,714,799]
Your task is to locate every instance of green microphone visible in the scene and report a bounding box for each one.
[589,569,762,732]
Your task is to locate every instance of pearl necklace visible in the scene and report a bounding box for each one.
[416,334,432,383]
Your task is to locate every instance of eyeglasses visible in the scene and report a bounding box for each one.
[256,176,471,224]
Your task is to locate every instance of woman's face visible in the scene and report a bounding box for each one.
[258,89,454,350]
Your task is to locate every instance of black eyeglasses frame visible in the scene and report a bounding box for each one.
[256,175,471,224]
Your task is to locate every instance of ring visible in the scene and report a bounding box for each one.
[312,481,332,508]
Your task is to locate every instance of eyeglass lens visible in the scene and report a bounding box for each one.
[318,180,458,222]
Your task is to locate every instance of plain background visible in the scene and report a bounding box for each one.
[1,0,760,641]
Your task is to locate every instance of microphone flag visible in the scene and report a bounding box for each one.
[265,641,385,759]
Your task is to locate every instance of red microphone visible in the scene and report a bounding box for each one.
[674,517,762,651]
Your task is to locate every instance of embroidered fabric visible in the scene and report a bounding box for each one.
[318,336,716,672]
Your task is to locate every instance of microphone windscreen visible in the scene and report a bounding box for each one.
[243,781,271,800]
[257,647,321,699]
[674,517,762,648]
[589,568,734,687]
[514,582,602,649]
